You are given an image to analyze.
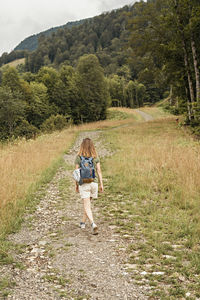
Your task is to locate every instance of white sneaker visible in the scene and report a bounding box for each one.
[91,223,98,235]
[79,222,86,229]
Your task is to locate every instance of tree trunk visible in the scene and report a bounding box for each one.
[169,85,173,106]
[135,89,139,107]
[185,86,192,121]
[182,39,195,119]
[191,37,200,103]
[173,0,195,119]
[182,40,195,103]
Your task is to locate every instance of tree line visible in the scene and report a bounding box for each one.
[0,55,109,140]
[0,51,148,140]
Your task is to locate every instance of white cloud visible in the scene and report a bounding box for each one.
[97,0,134,11]
[0,0,134,55]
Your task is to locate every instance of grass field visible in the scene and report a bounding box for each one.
[2,58,25,68]
[98,115,200,299]
[0,129,76,238]
[1,106,200,298]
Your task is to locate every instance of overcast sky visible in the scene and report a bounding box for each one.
[0,0,138,56]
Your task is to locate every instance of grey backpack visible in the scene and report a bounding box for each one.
[79,156,95,185]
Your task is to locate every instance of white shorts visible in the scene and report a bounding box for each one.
[79,182,98,199]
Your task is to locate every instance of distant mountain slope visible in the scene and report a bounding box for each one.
[14,19,88,52]
[25,5,133,74]
[1,4,133,69]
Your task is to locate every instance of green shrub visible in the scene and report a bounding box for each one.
[40,114,68,133]
[14,120,39,139]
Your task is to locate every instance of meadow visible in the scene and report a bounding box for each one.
[0,107,200,298]
[98,114,200,298]
[0,58,25,68]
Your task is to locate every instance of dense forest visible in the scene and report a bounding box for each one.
[0,55,109,140]
[0,0,200,141]
[14,19,87,52]
[0,20,86,67]
[128,0,200,133]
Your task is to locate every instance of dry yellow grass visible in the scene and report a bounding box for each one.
[101,118,200,297]
[106,119,200,206]
[108,107,143,120]
[0,129,75,210]
[74,118,132,131]
[4,58,25,68]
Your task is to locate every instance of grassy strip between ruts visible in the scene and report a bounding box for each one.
[138,106,173,119]
[107,107,143,121]
[97,118,200,299]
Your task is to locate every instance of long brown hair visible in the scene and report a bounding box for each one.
[78,138,97,158]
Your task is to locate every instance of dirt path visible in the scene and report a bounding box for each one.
[135,110,154,121]
[1,131,148,300]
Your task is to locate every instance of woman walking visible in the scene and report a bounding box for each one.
[75,138,104,234]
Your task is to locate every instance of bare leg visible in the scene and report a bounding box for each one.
[83,198,94,224]
[82,208,87,223]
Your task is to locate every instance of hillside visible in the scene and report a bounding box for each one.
[0,4,132,74]
[24,5,132,74]
[14,19,89,52]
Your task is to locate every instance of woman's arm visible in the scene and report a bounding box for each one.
[75,163,79,193]
[96,162,104,193]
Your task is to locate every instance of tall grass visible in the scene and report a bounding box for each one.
[107,107,143,121]
[109,120,200,207]
[101,118,200,297]
[104,119,200,230]
[0,129,76,236]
